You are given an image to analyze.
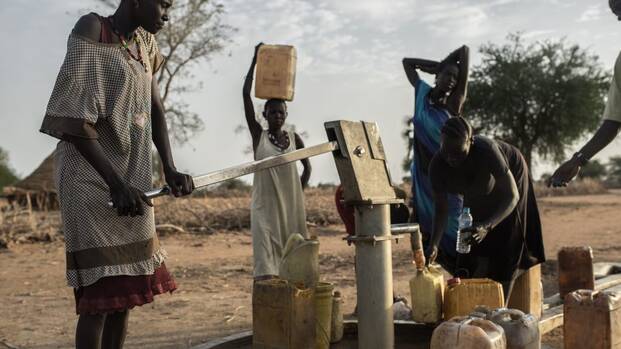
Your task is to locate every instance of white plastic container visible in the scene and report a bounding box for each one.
[431,316,507,349]
[330,291,343,343]
[489,308,541,349]
[279,233,319,288]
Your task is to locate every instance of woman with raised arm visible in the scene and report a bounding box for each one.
[402,46,469,273]
[243,43,311,281]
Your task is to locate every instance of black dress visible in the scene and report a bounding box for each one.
[429,136,545,282]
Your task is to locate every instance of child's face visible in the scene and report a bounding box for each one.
[263,102,288,130]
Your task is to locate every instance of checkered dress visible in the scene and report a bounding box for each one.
[40,28,166,288]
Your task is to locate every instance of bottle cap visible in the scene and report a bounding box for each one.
[334,291,341,297]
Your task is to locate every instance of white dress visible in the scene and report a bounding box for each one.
[250,130,308,277]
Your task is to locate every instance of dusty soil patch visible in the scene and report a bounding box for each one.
[2,192,621,348]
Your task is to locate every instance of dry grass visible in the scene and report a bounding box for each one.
[154,196,251,234]
[0,179,609,249]
[533,178,608,197]
[0,188,342,248]
[0,205,62,249]
[154,187,341,234]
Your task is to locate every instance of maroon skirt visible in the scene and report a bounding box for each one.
[74,262,177,315]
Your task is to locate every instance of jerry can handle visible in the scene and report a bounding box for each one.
[570,289,596,304]
[490,308,526,323]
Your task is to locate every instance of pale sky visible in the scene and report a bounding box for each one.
[2,0,621,185]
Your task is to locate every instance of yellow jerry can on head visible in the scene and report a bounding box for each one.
[255,44,297,101]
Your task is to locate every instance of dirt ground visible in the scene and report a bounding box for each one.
[2,193,621,349]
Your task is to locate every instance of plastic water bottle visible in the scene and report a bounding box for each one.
[456,207,473,254]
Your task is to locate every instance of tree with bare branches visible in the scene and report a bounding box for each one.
[96,0,235,144]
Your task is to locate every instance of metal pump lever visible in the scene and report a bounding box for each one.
[108,141,339,206]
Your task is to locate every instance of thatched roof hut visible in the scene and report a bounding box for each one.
[2,152,58,210]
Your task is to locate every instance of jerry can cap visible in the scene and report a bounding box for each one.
[447,277,461,287]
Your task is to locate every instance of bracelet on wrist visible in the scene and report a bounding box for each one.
[572,152,589,166]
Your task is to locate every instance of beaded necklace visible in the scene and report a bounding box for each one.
[108,17,148,72]
[268,130,290,150]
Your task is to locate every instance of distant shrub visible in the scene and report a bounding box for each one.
[316,182,337,189]
[534,178,607,197]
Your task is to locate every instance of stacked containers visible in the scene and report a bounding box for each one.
[564,289,621,349]
[444,278,505,320]
[255,45,297,101]
[431,316,507,349]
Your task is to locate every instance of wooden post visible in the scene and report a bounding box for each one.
[25,192,35,230]
[42,194,48,213]
[25,192,32,214]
